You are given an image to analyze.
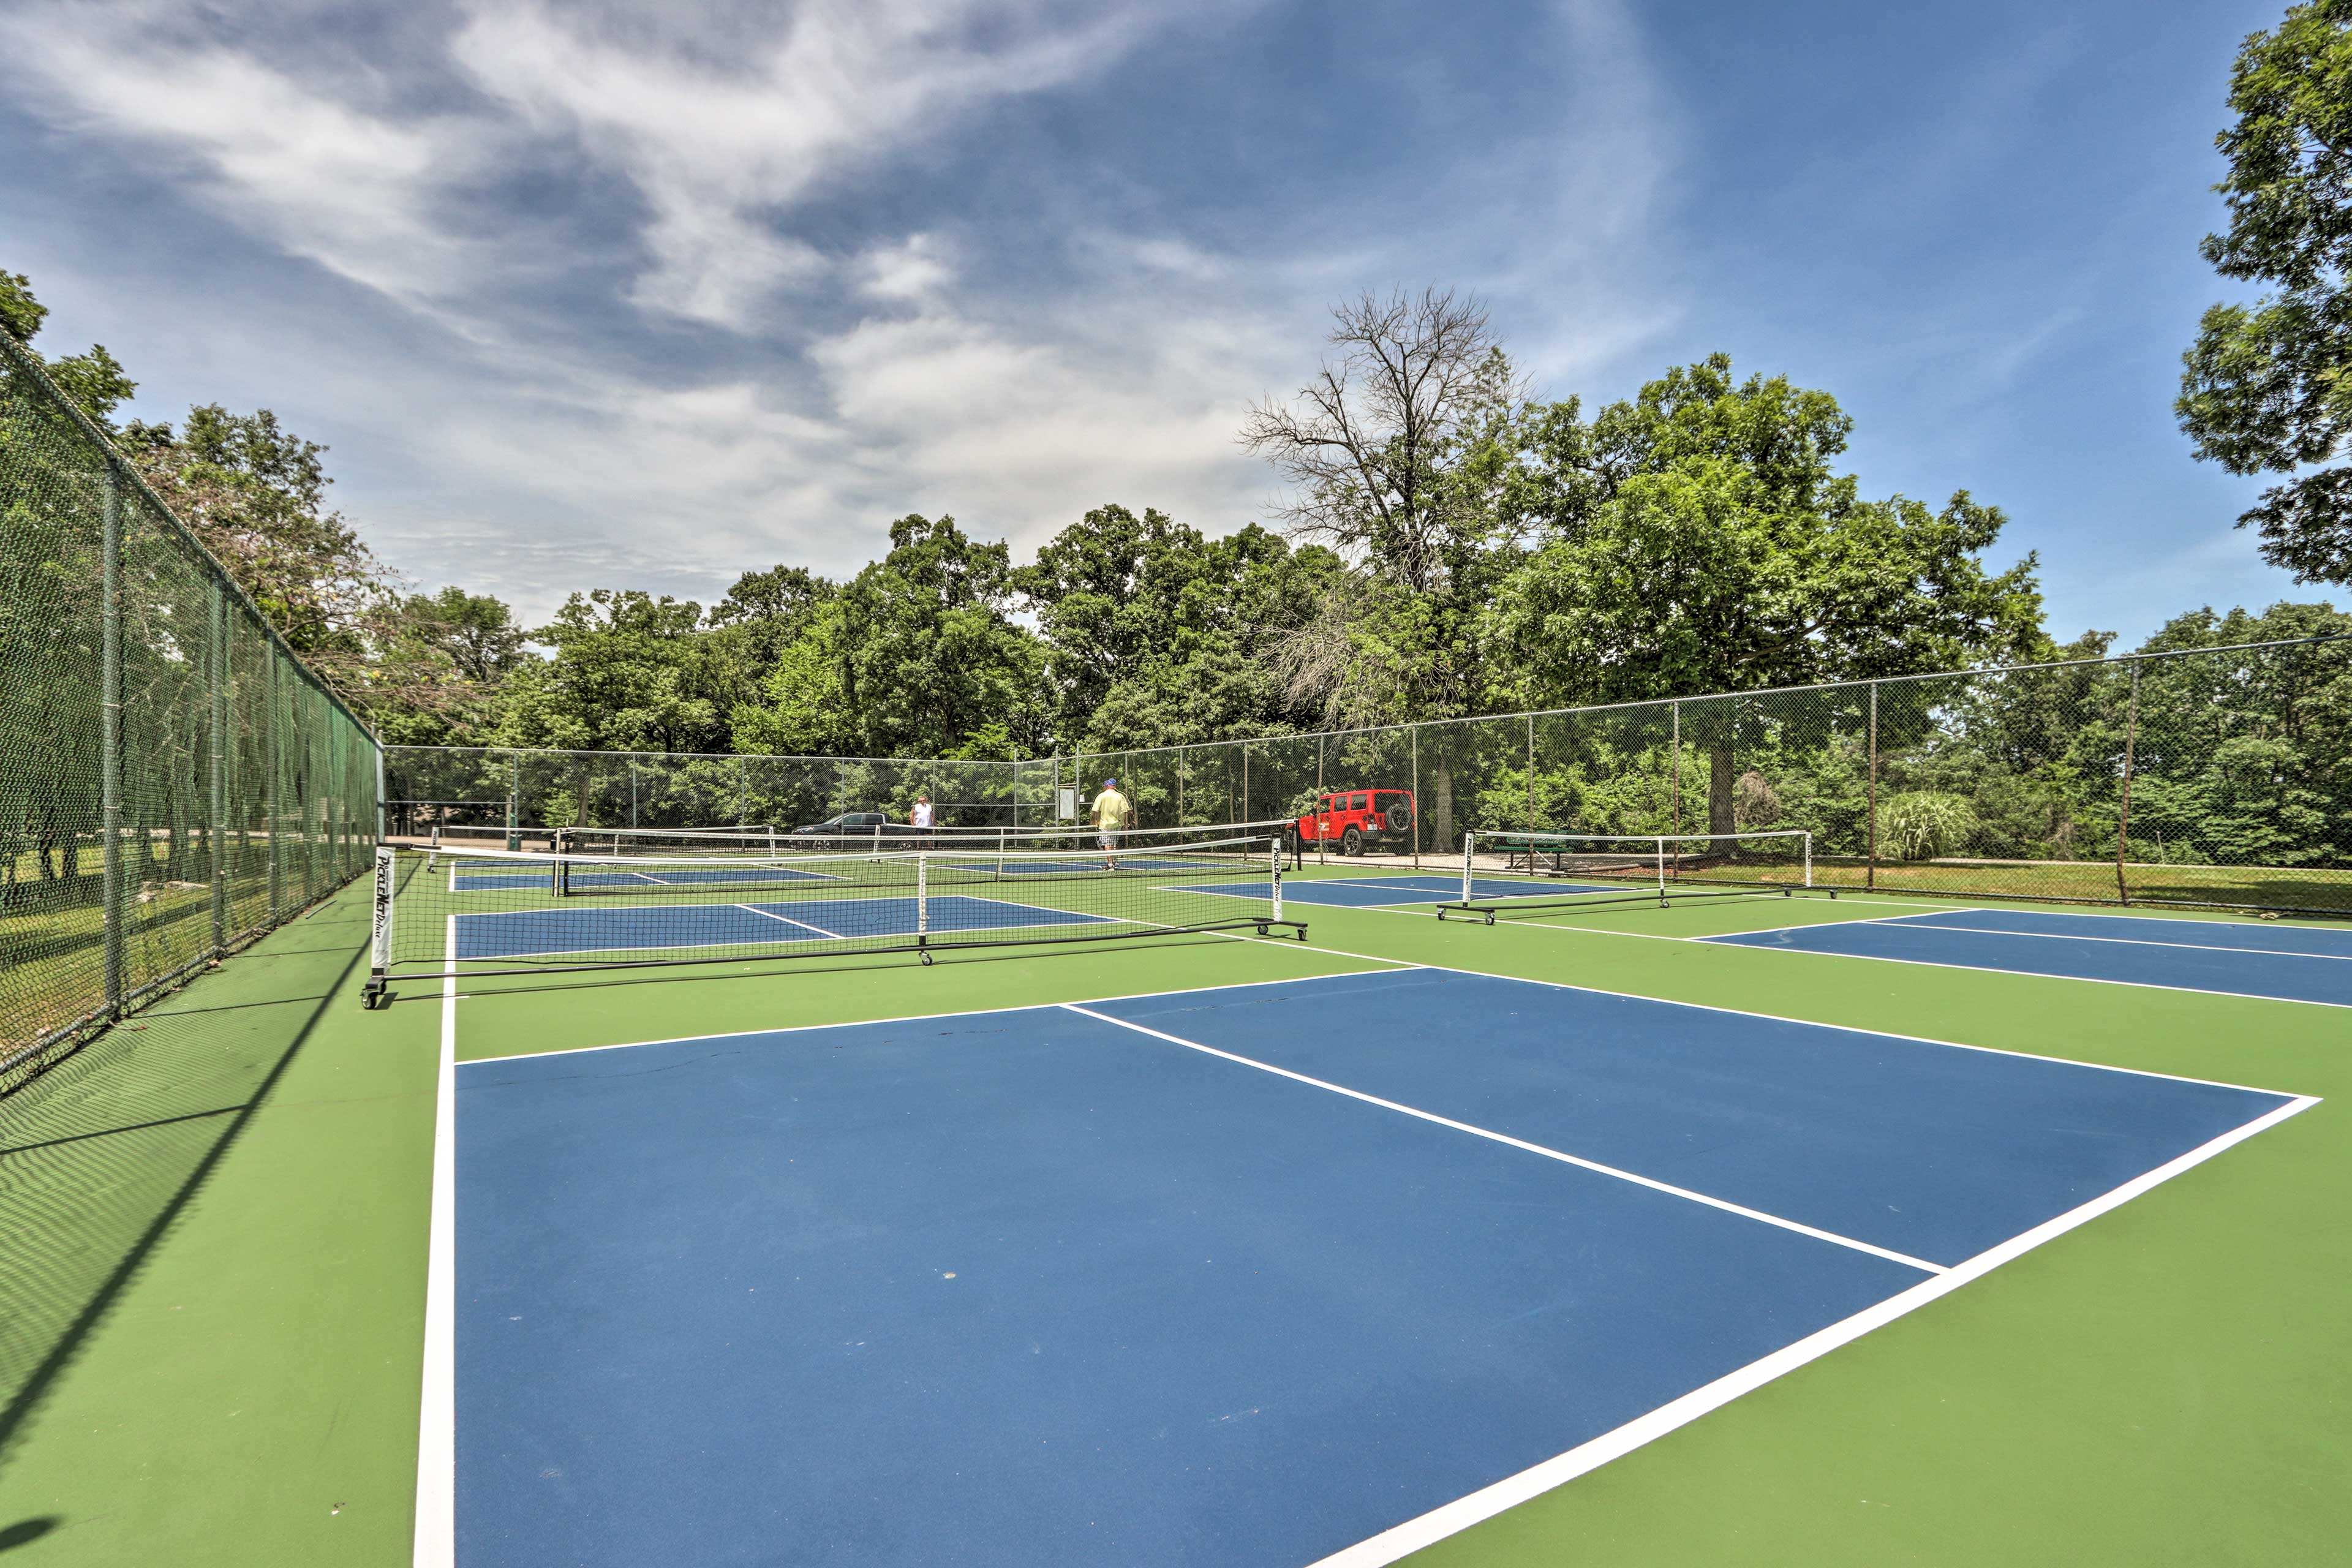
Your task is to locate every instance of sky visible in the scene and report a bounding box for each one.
[0,0,2321,645]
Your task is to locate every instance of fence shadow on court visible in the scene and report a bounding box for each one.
[0,930,364,1487]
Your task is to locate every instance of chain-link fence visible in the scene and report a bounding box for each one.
[1,331,382,1092]
[383,748,1059,840]
[387,644,2351,916]
[1069,636,2352,913]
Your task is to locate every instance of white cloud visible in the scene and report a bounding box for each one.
[3,0,1684,626]
[449,0,1195,326]
[0,7,491,313]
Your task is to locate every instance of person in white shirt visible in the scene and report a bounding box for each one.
[910,793,935,844]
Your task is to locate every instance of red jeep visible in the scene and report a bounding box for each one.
[1298,789,1416,855]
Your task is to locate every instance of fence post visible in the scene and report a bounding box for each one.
[629,760,639,828]
[1316,736,1325,866]
[2116,663,2140,906]
[1670,703,1681,838]
[1866,682,1879,892]
[1525,715,1536,834]
[208,577,228,951]
[1411,727,1420,869]
[99,462,125,1017]
[737,755,749,827]
[508,755,521,850]
[267,646,282,917]
[1241,743,1250,824]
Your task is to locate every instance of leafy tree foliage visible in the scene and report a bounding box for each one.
[364,587,528,745]
[115,406,390,676]
[1014,505,1339,748]
[1486,356,2046,831]
[732,515,1046,759]
[2179,0,2352,583]
[500,590,734,754]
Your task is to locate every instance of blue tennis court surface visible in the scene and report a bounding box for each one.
[1190,873,1624,907]
[451,856,1220,892]
[1705,908,2352,1008]
[452,862,841,892]
[447,968,2301,1566]
[451,894,1110,959]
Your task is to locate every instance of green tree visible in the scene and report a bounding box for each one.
[116,405,392,685]
[706,564,834,712]
[1489,355,2046,834]
[1015,505,1336,747]
[0,270,137,426]
[2177,0,2352,584]
[1243,289,1530,845]
[363,587,528,745]
[499,590,733,756]
[733,514,1046,759]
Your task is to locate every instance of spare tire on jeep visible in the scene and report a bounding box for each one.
[1384,802,1414,833]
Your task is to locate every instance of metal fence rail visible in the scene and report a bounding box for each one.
[1,330,382,1091]
[391,631,2352,917]
[1070,635,2352,915]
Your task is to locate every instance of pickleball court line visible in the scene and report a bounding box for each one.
[1060,1003,1946,1275]
[1300,1088,2318,1567]
[734,903,843,939]
[1691,933,2352,1009]
[1209,932,2309,1099]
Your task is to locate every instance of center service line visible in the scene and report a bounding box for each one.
[1060,1003,1945,1275]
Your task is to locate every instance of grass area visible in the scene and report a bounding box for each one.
[0,872,2341,1564]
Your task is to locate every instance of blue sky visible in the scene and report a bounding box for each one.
[0,0,2320,643]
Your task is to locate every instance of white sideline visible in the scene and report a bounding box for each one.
[1061,1003,1945,1275]
[1694,933,2352,1010]
[412,919,458,1568]
[1301,1091,2320,1567]
[1209,932,2308,1099]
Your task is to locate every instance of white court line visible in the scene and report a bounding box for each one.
[1693,932,2352,1011]
[1208,932,2310,1099]
[1305,1090,2320,1568]
[1061,1003,1944,1275]
[458,963,1423,1068]
[412,919,458,1568]
[1681,909,1947,939]
[1895,916,2352,962]
[734,903,843,940]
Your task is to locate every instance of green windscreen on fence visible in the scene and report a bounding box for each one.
[1,330,382,1092]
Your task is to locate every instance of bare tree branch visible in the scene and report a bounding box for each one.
[1240,286,1523,595]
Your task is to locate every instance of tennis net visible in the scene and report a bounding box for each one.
[364,834,1303,1001]
[556,818,1305,861]
[1438,829,1820,921]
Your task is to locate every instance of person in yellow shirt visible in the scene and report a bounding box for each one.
[1090,777,1133,868]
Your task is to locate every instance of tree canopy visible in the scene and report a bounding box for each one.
[6,263,2336,799]
[2179,0,2352,584]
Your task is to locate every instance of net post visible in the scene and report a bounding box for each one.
[99,460,124,1018]
[1269,837,1283,924]
[1655,835,1667,899]
[1803,832,1813,889]
[551,828,567,895]
[1461,831,1475,903]
[366,845,394,1004]
[916,851,929,946]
